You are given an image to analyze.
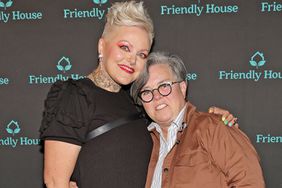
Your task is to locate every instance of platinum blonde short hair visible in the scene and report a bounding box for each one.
[130,52,188,105]
[102,1,154,45]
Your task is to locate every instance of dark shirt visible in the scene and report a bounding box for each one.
[40,78,152,188]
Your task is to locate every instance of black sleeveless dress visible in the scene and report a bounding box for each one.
[40,78,152,188]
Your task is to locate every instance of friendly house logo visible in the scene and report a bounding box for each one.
[249,51,266,69]
[57,56,72,73]
[28,55,86,85]
[186,72,198,81]
[6,120,20,136]
[256,133,282,143]
[160,0,239,16]
[0,120,40,148]
[93,0,108,6]
[0,76,10,85]
[261,1,282,13]
[63,0,109,20]
[0,0,43,23]
[0,0,13,10]
[218,51,281,81]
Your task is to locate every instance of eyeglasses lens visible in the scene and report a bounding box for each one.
[140,83,172,103]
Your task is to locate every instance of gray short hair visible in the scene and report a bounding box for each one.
[130,52,188,105]
[102,1,154,45]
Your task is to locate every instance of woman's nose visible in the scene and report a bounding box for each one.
[152,89,162,101]
[127,53,137,65]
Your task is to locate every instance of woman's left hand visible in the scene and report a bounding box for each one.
[208,106,239,128]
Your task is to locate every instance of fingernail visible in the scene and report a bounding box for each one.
[224,120,228,125]
[222,116,226,121]
[228,122,233,127]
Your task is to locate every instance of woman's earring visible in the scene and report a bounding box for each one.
[98,53,103,63]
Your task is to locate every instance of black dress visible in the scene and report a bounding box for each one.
[40,78,152,188]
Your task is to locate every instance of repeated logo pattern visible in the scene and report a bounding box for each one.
[6,120,20,136]
[0,120,40,147]
[57,56,72,73]
[249,51,266,69]
[0,0,13,10]
[93,0,107,6]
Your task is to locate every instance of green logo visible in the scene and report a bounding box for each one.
[6,120,21,136]
[249,51,266,69]
[93,0,107,6]
[0,0,13,10]
[57,56,72,73]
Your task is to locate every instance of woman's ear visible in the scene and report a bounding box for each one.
[180,81,187,98]
[98,38,105,55]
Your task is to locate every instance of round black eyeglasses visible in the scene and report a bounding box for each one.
[138,81,183,103]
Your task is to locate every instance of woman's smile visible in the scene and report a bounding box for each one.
[118,64,135,74]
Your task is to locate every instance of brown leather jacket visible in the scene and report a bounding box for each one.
[145,102,265,188]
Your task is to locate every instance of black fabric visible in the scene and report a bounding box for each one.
[86,112,141,141]
[40,78,152,188]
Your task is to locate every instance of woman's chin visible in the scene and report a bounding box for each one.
[154,116,173,127]
[116,78,134,86]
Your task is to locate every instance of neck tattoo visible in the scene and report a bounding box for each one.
[89,66,121,93]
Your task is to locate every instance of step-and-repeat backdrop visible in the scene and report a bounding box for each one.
[0,0,281,187]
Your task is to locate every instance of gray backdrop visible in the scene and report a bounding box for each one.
[0,0,281,187]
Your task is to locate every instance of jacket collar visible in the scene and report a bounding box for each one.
[184,101,197,125]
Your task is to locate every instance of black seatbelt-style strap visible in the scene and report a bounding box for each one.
[86,112,141,141]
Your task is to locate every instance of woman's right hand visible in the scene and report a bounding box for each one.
[70,181,78,188]
[208,106,239,128]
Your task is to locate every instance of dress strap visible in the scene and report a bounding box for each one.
[86,112,141,141]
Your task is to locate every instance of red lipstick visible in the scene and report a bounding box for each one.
[118,64,135,74]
